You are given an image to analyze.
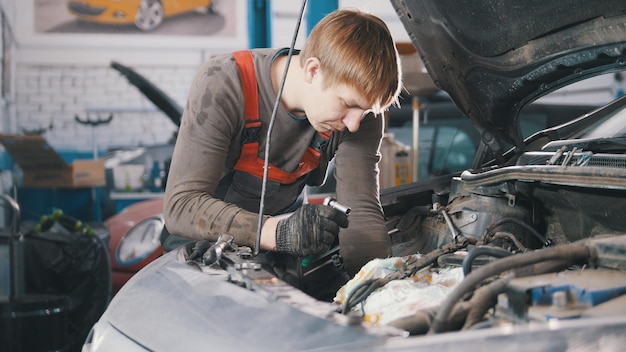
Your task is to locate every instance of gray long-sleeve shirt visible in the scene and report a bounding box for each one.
[163,48,391,273]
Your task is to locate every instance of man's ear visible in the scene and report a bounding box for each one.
[303,57,321,84]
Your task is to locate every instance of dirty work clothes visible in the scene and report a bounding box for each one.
[163,48,391,274]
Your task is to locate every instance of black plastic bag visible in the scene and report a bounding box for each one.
[23,214,111,352]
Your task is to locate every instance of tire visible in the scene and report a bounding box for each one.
[135,0,164,31]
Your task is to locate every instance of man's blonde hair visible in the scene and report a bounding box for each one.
[300,8,402,114]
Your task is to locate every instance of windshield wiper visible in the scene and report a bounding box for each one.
[543,136,626,153]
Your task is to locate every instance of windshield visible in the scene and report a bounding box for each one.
[540,95,626,153]
[571,101,626,139]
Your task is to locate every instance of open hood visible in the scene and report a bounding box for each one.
[390,0,626,153]
[111,61,183,127]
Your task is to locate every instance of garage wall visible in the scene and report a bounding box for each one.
[10,0,247,153]
[5,0,623,155]
[14,59,189,152]
[6,0,403,154]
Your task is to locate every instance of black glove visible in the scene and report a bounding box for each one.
[275,204,349,257]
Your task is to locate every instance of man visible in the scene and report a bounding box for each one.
[162,8,402,281]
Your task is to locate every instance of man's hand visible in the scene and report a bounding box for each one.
[275,204,349,256]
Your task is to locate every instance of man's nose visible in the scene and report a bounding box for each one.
[342,110,364,132]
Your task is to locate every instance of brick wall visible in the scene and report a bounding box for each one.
[14,62,194,153]
[8,0,245,154]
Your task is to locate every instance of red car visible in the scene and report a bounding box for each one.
[105,197,164,292]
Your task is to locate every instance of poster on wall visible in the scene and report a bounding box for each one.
[16,0,248,50]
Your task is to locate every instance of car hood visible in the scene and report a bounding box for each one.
[87,229,626,351]
[391,0,626,150]
[111,61,183,127]
[93,250,384,351]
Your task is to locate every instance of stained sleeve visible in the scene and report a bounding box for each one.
[163,57,267,249]
[333,113,392,275]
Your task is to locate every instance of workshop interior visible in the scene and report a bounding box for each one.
[2,0,626,351]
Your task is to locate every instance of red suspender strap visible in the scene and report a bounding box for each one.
[232,50,263,179]
[232,50,259,123]
[232,50,329,184]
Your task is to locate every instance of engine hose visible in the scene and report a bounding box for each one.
[485,217,551,247]
[491,231,527,252]
[461,258,574,329]
[462,246,514,276]
[462,275,512,330]
[387,302,471,336]
[387,305,439,335]
[429,242,593,334]
[388,258,574,335]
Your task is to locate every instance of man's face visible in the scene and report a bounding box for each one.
[305,77,371,133]
[301,59,372,133]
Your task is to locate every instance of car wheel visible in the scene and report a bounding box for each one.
[208,0,221,14]
[134,0,164,31]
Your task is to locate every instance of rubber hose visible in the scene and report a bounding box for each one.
[491,231,527,252]
[487,217,549,247]
[429,242,592,334]
[462,275,512,330]
[462,258,574,329]
[387,302,471,336]
[387,306,438,335]
[462,246,514,276]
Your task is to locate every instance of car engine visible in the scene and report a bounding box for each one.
[376,134,626,335]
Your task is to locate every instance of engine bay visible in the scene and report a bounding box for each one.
[372,140,626,335]
[163,101,626,345]
[178,142,626,341]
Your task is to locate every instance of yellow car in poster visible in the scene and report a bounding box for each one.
[67,0,220,31]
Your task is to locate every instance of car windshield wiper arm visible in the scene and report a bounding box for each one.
[543,136,626,153]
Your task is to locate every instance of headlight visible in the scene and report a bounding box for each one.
[116,216,164,266]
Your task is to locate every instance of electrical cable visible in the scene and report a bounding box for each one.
[254,0,308,256]
[341,277,394,314]
[340,237,477,315]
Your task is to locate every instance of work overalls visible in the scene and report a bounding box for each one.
[161,50,329,251]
